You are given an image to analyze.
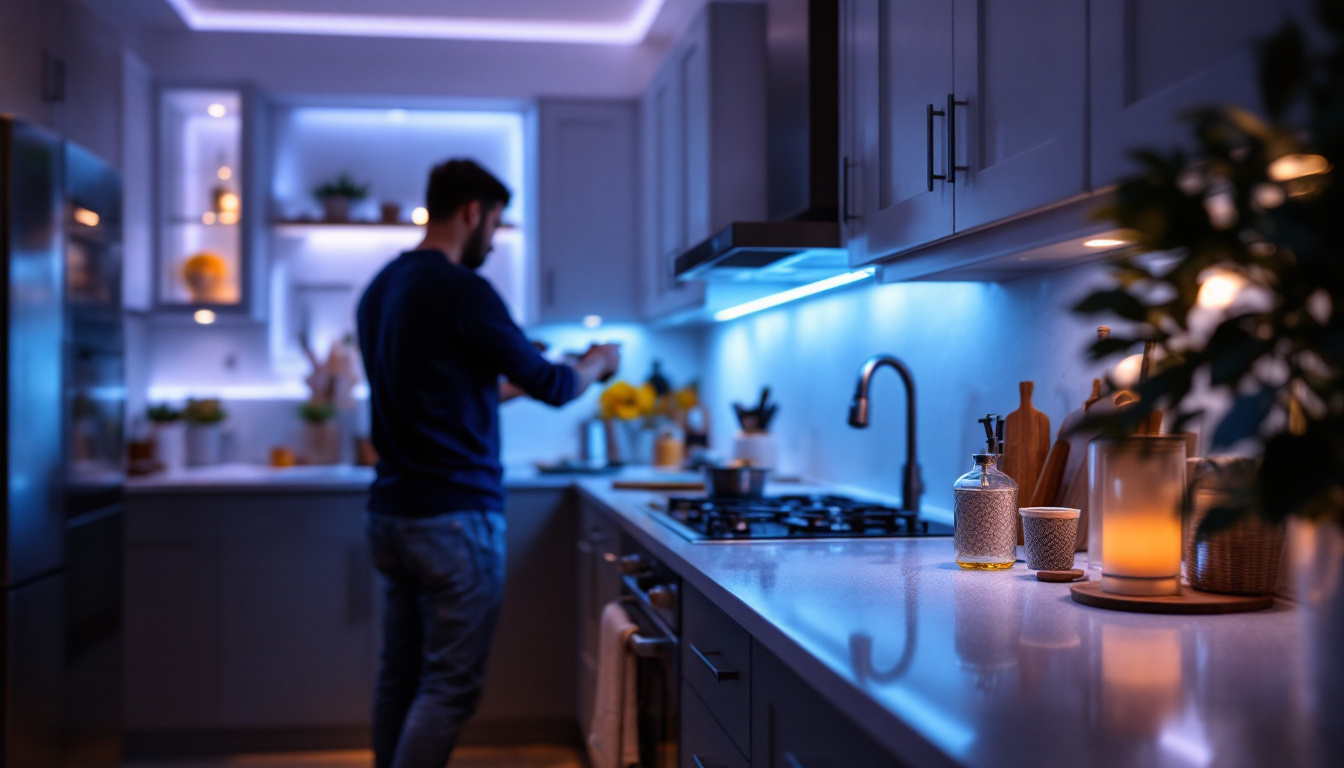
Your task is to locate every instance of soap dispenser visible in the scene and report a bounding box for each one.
[953,415,1018,570]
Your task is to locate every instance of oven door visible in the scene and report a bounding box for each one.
[621,592,679,768]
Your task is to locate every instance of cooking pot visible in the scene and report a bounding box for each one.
[704,466,769,497]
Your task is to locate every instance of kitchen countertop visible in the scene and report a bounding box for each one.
[123,462,702,494]
[576,479,1329,768]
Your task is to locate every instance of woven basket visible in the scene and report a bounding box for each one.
[1185,457,1285,595]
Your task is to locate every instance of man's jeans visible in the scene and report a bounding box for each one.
[366,510,507,768]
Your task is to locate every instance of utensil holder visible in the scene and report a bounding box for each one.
[731,431,777,469]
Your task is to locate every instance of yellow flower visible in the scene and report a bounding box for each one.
[600,380,658,420]
[674,385,699,410]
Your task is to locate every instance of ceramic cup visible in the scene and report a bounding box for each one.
[1019,507,1081,571]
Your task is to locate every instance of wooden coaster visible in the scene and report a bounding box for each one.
[1037,569,1085,582]
[1069,580,1274,614]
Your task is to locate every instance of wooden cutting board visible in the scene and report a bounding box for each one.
[1001,381,1050,544]
[1056,379,1107,550]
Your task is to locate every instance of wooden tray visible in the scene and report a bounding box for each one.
[1069,579,1274,614]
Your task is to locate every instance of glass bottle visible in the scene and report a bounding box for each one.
[953,452,1019,570]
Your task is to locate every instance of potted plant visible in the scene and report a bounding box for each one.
[298,400,340,465]
[1073,6,1340,729]
[313,172,370,222]
[146,403,185,473]
[182,397,228,466]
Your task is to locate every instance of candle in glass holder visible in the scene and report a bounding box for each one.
[1088,436,1186,596]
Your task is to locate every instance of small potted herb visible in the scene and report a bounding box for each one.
[146,403,185,473]
[298,400,340,465]
[313,173,370,222]
[182,398,227,466]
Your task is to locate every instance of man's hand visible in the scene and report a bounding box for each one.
[572,343,621,394]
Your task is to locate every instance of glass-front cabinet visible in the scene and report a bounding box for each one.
[157,88,248,313]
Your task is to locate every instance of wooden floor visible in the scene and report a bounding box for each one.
[123,745,586,768]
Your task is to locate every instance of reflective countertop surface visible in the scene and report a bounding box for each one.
[578,480,1330,768]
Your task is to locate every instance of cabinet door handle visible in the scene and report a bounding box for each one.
[841,157,859,222]
[689,644,740,681]
[945,93,968,184]
[926,103,947,191]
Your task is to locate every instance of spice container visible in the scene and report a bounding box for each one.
[954,415,1018,570]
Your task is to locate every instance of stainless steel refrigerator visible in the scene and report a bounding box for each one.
[2,115,124,768]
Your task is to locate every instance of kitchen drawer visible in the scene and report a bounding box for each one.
[681,585,751,757]
[681,682,749,768]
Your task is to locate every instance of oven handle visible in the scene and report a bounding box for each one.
[620,595,676,659]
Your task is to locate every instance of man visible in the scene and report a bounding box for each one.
[356,159,620,768]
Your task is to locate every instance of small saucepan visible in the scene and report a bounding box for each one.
[704,465,769,497]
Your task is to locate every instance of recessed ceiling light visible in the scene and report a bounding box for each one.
[194,309,217,325]
[163,0,668,45]
[218,166,232,180]
[1083,238,1129,249]
[208,103,227,118]
[411,207,429,226]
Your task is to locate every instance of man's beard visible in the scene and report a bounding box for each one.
[459,218,491,270]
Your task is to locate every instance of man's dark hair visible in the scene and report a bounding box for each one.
[424,159,511,222]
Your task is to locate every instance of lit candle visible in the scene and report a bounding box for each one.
[1089,436,1186,596]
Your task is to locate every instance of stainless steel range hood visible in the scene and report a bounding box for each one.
[674,0,844,283]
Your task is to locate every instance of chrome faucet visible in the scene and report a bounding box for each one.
[848,355,923,513]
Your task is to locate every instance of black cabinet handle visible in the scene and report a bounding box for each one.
[690,644,739,681]
[945,93,968,184]
[926,103,947,191]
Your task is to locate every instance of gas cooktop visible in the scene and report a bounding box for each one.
[651,494,954,542]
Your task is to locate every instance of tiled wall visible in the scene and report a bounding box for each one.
[698,263,1142,513]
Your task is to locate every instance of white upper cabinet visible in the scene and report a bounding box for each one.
[843,0,1297,277]
[842,0,953,266]
[1090,0,1303,188]
[951,0,1087,231]
[639,2,766,319]
[536,99,640,324]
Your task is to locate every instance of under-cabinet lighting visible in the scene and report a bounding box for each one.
[218,166,232,180]
[1083,238,1129,248]
[583,315,603,329]
[411,207,429,226]
[73,207,99,227]
[162,0,668,45]
[147,382,369,402]
[193,309,217,325]
[713,269,875,322]
[208,103,227,118]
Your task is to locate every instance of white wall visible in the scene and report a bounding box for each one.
[699,263,1127,513]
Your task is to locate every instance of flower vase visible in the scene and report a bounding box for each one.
[302,420,341,465]
[152,422,186,473]
[185,423,222,466]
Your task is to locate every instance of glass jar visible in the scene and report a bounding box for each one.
[954,454,1019,569]
[1088,436,1187,595]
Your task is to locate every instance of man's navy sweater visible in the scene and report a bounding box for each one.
[357,249,578,516]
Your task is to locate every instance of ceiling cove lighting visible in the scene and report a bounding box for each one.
[713,269,876,323]
[162,0,668,45]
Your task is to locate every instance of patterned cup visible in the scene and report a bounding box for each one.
[1019,507,1081,571]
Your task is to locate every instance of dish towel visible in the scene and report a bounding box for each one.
[587,601,641,768]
